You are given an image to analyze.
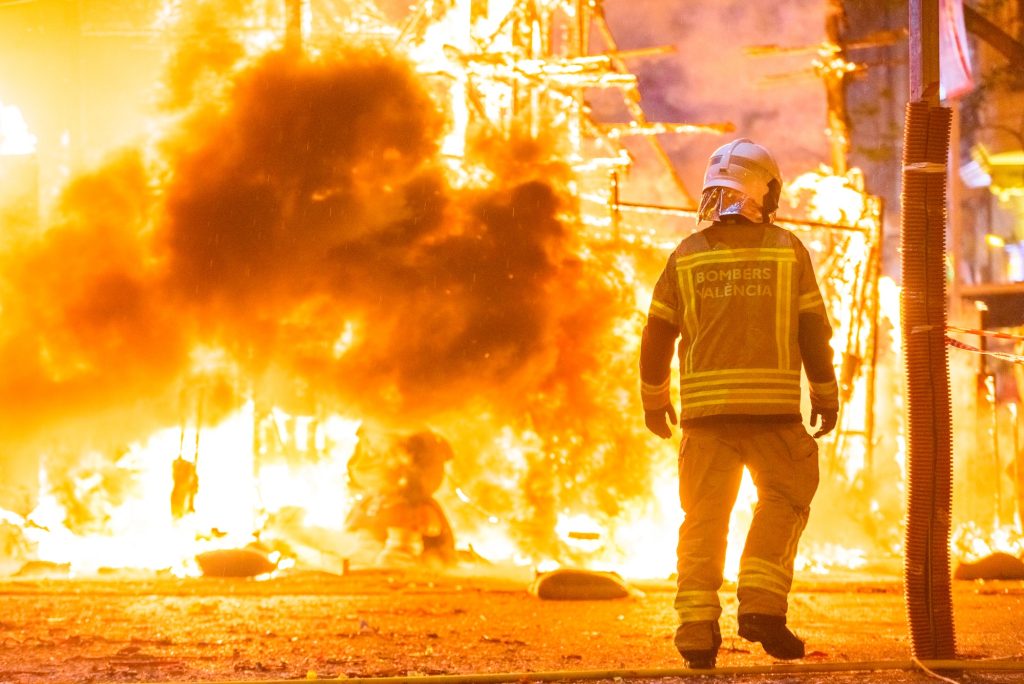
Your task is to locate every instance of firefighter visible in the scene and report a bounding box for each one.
[639,138,839,669]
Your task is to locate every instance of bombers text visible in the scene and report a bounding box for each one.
[694,266,774,299]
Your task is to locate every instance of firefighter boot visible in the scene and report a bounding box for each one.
[674,621,722,669]
[738,613,805,659]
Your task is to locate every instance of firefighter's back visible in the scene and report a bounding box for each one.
[671,221,805,422]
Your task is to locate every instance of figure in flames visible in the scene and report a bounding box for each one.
[344,424,457,567]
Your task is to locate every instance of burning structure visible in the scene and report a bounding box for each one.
[1,0,1006,592]
[0,0,892,579]
[0,0,726,577]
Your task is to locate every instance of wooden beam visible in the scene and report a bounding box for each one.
[909,0,940,103]
[963,4,1024,70]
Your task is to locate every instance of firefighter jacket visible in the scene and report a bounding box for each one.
[640,221,838,424]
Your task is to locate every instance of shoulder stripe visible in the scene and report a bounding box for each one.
[675,248,797,268]
[680,368,801,381]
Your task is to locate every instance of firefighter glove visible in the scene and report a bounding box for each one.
[810,406,838,438]
[645,403,677,439]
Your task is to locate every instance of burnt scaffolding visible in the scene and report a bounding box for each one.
[389,0,887,470]
[394,0,732,209]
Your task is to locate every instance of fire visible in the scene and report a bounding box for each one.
[24,408,265,576]
[0,101,36,156]
[8,402,364,576]
[787,166,869,226]
[954,522,1024,563]
[0,3,851,582]
[3,0,1012,589]
[797,543,868,575]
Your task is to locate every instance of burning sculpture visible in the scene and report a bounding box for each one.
[344,426,456,566]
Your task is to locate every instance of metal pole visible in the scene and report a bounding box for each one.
[863,200,885,484]
[1013,402,1022,532]
[977,306,1000,525]
[948,101,963,309]
[988,371,1002,526]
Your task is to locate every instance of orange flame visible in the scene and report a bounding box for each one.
[0,101,36,156]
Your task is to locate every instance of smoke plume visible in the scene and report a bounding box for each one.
[0,23,636,463]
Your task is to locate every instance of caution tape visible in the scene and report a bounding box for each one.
[944,325,1024,363]
[945,336,1024,364]
[946,325,1024,343]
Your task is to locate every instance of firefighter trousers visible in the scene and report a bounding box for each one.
[672,422,819,651]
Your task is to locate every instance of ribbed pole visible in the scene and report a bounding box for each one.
[899,99,956,660]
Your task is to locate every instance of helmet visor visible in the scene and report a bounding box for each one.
[697,186,766,223]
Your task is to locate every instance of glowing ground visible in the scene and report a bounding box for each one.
[0,567,1022,683]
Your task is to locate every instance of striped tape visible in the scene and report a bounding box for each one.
[946,326,1024,343]
[946,336,1024,364]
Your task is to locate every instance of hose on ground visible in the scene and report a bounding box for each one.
[146,658,1024,684]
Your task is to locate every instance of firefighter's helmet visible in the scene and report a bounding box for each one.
[698,138,782,223]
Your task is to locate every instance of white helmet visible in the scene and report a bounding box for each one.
[698,138,782,223]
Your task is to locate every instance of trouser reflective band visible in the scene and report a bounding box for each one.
[674,589,722,623]
[738,556,792,598]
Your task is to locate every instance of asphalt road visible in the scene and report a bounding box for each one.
[0,564,1022,683]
